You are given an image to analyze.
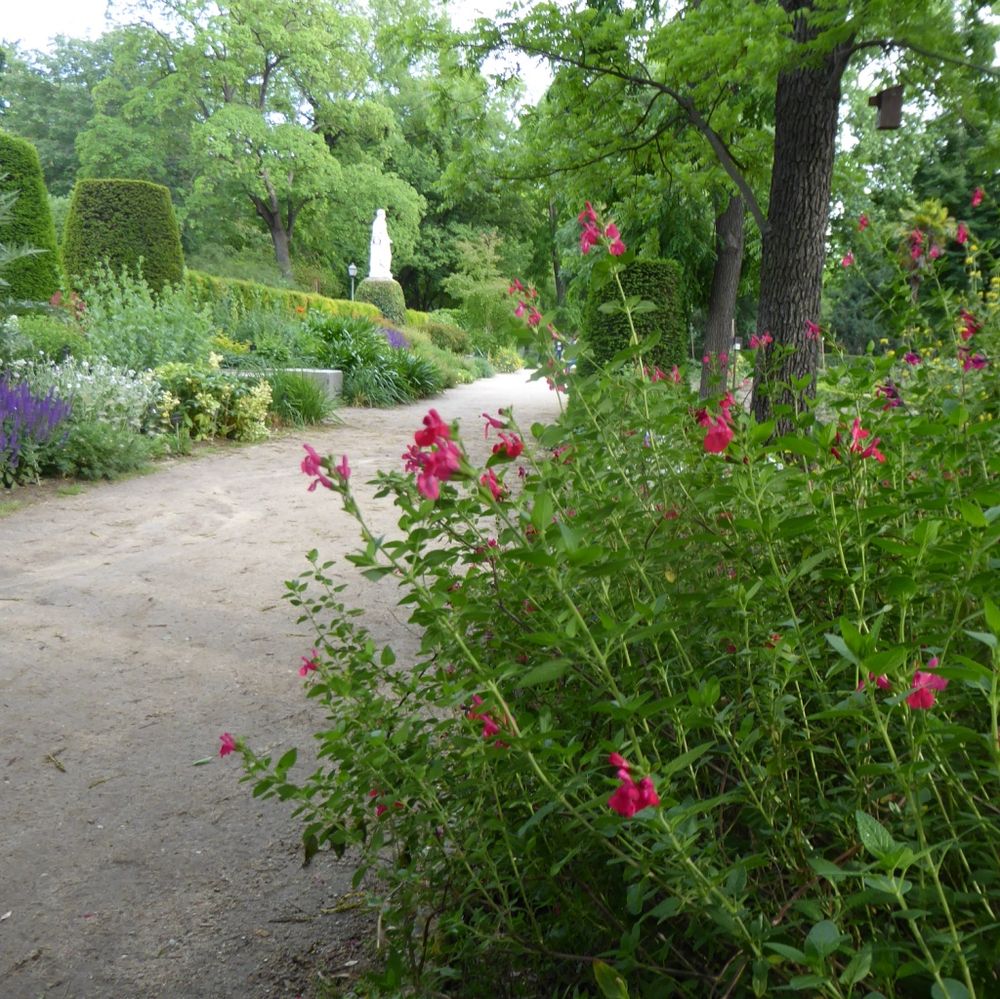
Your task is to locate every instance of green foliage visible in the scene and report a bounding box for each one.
[40,421,156,480]
[185,269,382,326]
[582,258,687,371]
[235,225,1000,996]
[405,308,430,326]
[79,266,215,370]
[356,277,407,325]
[156,362,271,443]
[424,320,470,354]
[0,133,61,302]
[267,370,339,427]
[62,178,184,293]
[487,344,524,373]
[0,313,89,363]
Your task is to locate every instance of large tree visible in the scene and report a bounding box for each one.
[492,0,999,421]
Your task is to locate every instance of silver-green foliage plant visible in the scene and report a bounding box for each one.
[226,204,1000,997]
[80,265,215,370]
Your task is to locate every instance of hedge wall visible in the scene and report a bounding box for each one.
[186,270,384,323]
[62,178,184,293]
[582,259,688,371]
[0,132,61,301]
[356,278,407,325]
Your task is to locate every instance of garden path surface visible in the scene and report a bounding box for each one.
[0,372,562,999]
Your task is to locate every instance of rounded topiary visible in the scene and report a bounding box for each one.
[582,258,688,371]
[0,132,61,301]
[355,277,406,325]
[62,178,184,293]
[425,320,470,354]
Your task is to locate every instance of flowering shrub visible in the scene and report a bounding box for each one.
[229,203,1000,996]
[0,376,71,486]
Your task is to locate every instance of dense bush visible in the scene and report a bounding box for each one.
[405,308,431,326]
[232,206,1000,997]
[186,269,382,325]
[0,313,89,364]
[80,267,215,370]
[487,344,524,372]
[41,421,158,481]
[0,133,61,302]
[63,179,184,293]
[582,257,687,371]
[356,277,407,325]
[425,320,470,354]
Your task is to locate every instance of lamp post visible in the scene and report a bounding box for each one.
[348,262,357,300]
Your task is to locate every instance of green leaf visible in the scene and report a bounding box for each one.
[380,645,396,666]
[804,919,843,959]
[840,946,873,986]
[519,659,571,686]
[593,960,630,999]
[931,980,970,999]
[749,419,775,444]
[855,810,899,863]
[958,499,988,528]
[531,492,553,531]
[765,942,807,962]
[825,633,860,666]
[985,597,1000,637]
[276,747,297,773]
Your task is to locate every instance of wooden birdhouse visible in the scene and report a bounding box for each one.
[868,85,903,130]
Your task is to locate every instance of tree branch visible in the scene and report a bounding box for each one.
[850,37,1000,77]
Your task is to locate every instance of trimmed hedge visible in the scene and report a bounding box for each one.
[356,277,406,326]
[582,258,687,371]
[406,308,431,326]
[63,178,184,293]
[186,270,383,323]
[425,320,470,354]
[0,132,61,301]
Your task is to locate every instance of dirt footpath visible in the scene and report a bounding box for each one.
[0,372,562,999]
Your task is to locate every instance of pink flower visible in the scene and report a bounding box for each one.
[414,409,451,448]
[508,278,525,295]
[703,416,734,454]
[857,672,891,692]
[301,444,333,492]
[670,365,682,383]
[578,201,598,225]
[527,307,542,327]
[876,381,902,409]
[906,664,948,710]
[335,455,350,481]
[702,353,711,365]
[839,419,885,462]
[904,351,921,366]
[607,756,660,818]
[858,213,869,231]
[219,732,237,757]
[492,432,523,459]
[480,467,504,501]
[608,752,630,776]
[748,332,773,349]
[971,187,984,207]
[841,252,854,268]
[804,320,821,341]
[514,300,526,318]
[466,694,505,743]
[928,244,942,260]
[959,309,981,341]
[482,411,507,437]
[719,352,729,365]
[580,222,602,255]
[299,650,319,676]
[956,222,969,245]
[608,237,627,256]
[960,350,988,372]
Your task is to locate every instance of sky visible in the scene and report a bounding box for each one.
[2,0,551,103]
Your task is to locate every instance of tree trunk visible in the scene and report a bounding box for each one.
[751,5,852,425]
[700,194,744,398]
[548,199,567,307]
[270,223,293,279]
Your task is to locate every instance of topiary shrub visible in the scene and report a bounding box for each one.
[62,178,184,293]
[355,277,406,325]
[582,258,687,371]
[0,133,61,302]
[425,320,470,354]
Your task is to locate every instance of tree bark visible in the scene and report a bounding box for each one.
[700,194,744,398]
[249,192,294,279]
[751,4,852,424]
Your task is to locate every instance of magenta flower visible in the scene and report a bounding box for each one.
[513,300,526,318]
[466,695,505,743]
[960,349,988,372]
[928,244,942,260]
[607,752,660,818]
[335,455,350,481]
[578,201,598,225]
[848,418,885,462]
[670,365,682,383]
[492,432,524,459]
[748,332,773,349]
[480,467,504,501]
[527,307,542,327]
[299,650,320,677]
[857,672,891,692]
[959,309,981,341]
[579,222,602,255]
[841,252,854,268]
[904,351,921,366]
[907,661,948,710]
[858,213,869,231]
[219,732,237,757]
[972,187,984,207]
[414,409,451,448]
[608,237,627,256]
[507,277,525,295]
[301,444,333,492]
[804,320,821,341]
[482,411,506,437]
[877,381,902,409]
[703,415,734,454]
[702,353,711,365]
[956,222,969,245]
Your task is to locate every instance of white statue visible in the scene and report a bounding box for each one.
[368,208,393,281]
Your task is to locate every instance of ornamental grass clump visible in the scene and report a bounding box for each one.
[226,201,1000,997]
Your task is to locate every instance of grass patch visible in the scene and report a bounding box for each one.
[0,499,23,517]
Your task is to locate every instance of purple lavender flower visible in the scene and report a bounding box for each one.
[380,327,409,350]
[1,377,73,486]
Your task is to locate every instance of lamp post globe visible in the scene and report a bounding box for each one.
[347,262,357,301]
